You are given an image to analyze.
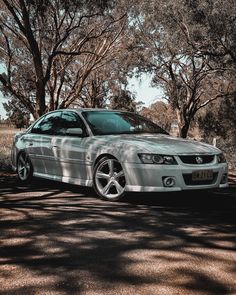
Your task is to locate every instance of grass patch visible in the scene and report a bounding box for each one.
[0,128,23,172]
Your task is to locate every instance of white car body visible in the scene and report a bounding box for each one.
[11,109,228,200]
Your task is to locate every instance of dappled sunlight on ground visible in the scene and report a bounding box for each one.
[0,175,235,294]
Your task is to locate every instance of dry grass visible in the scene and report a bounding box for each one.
[0,128,23,172]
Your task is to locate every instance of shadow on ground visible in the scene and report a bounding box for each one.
[0,174,235,294]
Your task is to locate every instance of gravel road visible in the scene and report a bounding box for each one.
[0,173,236,295]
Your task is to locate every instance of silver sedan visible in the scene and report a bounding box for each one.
[11,109,228,201]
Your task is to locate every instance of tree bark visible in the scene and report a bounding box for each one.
[176,108,190,138]
[179,123,190,138]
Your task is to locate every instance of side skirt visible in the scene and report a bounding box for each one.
[33,172,93,187]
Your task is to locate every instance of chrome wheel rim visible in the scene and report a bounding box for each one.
[95,159,126,199]
[18,153,31,181]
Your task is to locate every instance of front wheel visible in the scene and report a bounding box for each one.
[17,152,33,183]
[93,157,126,201]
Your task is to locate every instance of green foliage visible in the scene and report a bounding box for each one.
[126,0,236,137]
[198,95,236,140]
[198,95,236,168]
[109,89,141,112]
[3,98,30,128]
[0,0,126,118]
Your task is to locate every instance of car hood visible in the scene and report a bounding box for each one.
[99,134,221,155]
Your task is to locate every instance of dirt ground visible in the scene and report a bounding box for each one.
[0,173,236,295]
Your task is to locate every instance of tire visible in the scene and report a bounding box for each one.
[17,152,33,183]
[93,156,126,201]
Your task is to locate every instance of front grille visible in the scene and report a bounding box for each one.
[183,172,218,186]
[179,155,215,164]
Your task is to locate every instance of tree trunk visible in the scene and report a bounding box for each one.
[179,123,190,138]
[176,109,190,138]
[35,81,46,117]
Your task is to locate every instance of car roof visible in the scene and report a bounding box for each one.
[48,108,128,114]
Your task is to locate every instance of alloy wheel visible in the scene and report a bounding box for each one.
[94,158,126,200]
[17,153,33,182]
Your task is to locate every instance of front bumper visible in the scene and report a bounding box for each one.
[123,162,228,192]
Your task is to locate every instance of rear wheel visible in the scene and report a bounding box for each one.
[17,152,33,183]
[93,157,126,201]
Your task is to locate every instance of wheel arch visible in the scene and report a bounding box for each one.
[93,153,118,170]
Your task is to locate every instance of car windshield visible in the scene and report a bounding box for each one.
[82,111,169,136]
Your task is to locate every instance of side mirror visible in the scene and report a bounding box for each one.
[65,128,83,136]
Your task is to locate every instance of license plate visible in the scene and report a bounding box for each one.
[192,170,213,181]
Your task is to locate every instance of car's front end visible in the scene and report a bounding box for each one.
[122,151,228,192]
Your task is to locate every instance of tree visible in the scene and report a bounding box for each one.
[128,0,235,137]
[141,100,176,132]
[181,0,236,69]
[74,69,110,108]
[71,35,142,112]
[0,0,126,118]
[152,54,233,138]
[109,89,141,112]
[3,97,30,128]
[198,94,236,141]
[198,94,236,168]
[72,68,141,112]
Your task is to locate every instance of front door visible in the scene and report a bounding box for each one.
[29,111,63,176]
[53,111,89,182]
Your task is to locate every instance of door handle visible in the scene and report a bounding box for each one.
[28,142,33,146]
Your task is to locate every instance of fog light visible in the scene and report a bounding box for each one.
[220,173,228,184]
[163,177,176,187]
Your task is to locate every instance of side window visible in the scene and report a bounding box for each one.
[61,111,87,137]
[31,112,63,135]
[31,116,45,134]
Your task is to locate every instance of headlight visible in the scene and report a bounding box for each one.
[217,153,226,163]
[138,153,178,165]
